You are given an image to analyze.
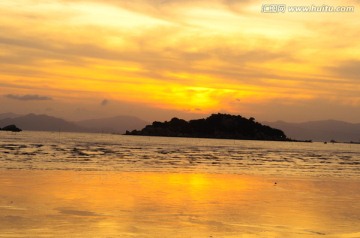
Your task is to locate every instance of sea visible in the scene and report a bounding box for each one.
[1,131,359,178]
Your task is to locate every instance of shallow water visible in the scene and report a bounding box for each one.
[0,131,359,178]
[1,131,360,237]
[0,171,359,238]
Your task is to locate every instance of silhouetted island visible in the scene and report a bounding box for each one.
[125,113,289,141]
[0,124,22,132]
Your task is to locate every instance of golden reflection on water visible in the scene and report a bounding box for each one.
[0,170,359,237]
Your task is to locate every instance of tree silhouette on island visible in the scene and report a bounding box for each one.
[126,113,289,141]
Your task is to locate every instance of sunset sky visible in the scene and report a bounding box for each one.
[1,0,359,122]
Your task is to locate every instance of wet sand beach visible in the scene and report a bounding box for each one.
[0,170,359,237]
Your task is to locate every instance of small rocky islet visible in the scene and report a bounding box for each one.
[0,124,22,132]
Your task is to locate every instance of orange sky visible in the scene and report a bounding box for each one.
[1,0,359,122]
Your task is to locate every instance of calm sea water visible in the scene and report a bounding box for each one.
[1,131,359,177]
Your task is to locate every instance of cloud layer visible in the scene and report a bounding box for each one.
[0,0,359,121]
[5,94,53,101]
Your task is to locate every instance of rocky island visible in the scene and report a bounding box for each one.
[126,113,289,141]
[0,124,22,132]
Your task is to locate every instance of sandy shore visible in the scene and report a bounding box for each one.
[0,170,359,237]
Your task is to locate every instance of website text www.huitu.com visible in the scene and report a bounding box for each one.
[261,4,355,13]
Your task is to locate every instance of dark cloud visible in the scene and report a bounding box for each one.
[101,99,109,106]
[5,94,52,101]
[328,60,360,80]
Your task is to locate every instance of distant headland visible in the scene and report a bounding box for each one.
[126,113,289,141]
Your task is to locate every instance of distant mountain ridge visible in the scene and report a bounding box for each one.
[264,120,360,142]
[0,113,148,133]
[76,116,148,133]
[0,114,84,132]
[0,112,21,120]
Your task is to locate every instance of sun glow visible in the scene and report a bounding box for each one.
[1,0,360,121]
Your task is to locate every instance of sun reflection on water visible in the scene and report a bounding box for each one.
[0,170,359,237]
